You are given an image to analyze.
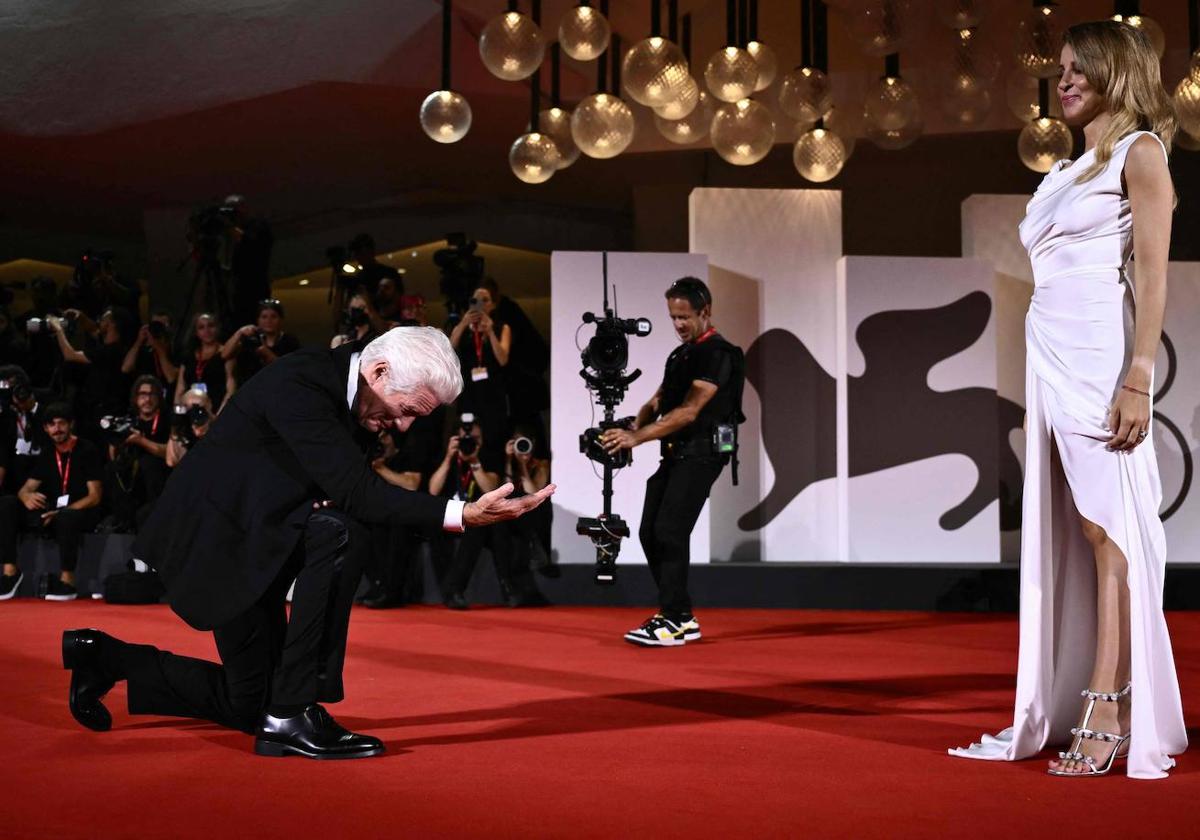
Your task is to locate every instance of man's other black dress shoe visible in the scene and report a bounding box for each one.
[62,629,118,732]
[254,704,385,759]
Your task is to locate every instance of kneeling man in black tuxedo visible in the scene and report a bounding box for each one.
[61,327,554,759]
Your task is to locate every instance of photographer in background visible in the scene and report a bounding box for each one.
[102,375,170,533]
[0,309,30,370]
[18,277,65,390]
[330,293,381,351]
[430,416,509,610]
[348,233,404,302]
[61,250,140,324]
[166,387,213,469]
[223,299,299,386]
[0,403,103,601]
[448,282,511,460]
[600,278,744,648]
[176,313,235,413]
[0,366,49,494]
[501,425,553,604]
[49,307,136,442]
[122,311,179,387]
[226,195,275,329]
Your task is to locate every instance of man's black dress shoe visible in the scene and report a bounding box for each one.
[254,704,385,759]
[62,629,117,732]
[443,592,469,610]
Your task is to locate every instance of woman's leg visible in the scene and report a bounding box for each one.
[1049,514,1132,774]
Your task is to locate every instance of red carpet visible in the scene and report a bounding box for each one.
[1,603,1197,839]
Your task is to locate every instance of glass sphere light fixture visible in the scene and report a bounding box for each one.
[1015,3,1064,79]
[866,110,922,150]
[1018,116,1073,173]
[1006,67,1064,122]
[710,98,776,165]
[746,41,778,91]
[509,132,561,184]
[849,0,919,57]
[822,105,860,161]
[794,127,846,182]
[420,90,473,143]
[622,37,691,107]
[778,66,833,122]
[571,93,636,159]
[479,10,545,81]
[705,46,760,103]
[655,89,717,144]
[1110,14,1165,59]
[654,76,700,120]
[559,3,610,61]
[538,107,580,169]
[864,75,920,131]
[1175,75,1200,138]
[937,0,985,29]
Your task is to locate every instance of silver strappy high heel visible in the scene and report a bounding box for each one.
[1047,683,1131,777]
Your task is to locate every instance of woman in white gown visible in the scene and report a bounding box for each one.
[950,20,1186,778]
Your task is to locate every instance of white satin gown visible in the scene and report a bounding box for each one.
[949,130,1187,779]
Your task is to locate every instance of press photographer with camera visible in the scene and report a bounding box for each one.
[503,425,555,597]
[0,366,49,494]
[0,403,104,601]
[225,195,275,329]
[176,313,235,412]
[48,307,137,441]
[222,299,300,386]
[330,293,383,351]
[600,278,744,648]
[102,375,171,532]
[61,250,140,324]
[449,281,511,458]
[122,312,179,387]
[430,415,509,610]
[166,387,213,469]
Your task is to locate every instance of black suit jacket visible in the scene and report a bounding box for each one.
[134,346,448,630]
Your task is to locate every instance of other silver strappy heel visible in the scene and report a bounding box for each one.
[1047,683,1131,777]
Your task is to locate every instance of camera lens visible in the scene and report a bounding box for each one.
[514,436,533,455]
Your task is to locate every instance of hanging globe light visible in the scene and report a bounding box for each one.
[538,107,580,169]
[1006,67,1063,122]
[937,28,998,128]
[1018,116,1073,173]
[1110,14,1165,59]
[941,87,992,127]
[1175,76,1200,137]
[509,133,561,184]
[794,127,847,182]
[480,11,545,81]
[823,104,861,161]
[864,75,919,131]
[655,89,717,144]
[705,46,760,103]
[711,98,776,165]
[937,0,985,29]
[559,3,610,61]
[1190,49,1200,85]
[654,76,700,120]
[848,0,919,57]
[867,110,922,150]
[571,93,636,158]
[622,37,691,107]
[419,90,473,143]
[746,41,778,91]
[1015,3,1064,79]
[778,66,833,122]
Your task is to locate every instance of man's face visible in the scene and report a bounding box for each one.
[134,385,160,418]
[357,360,439,433]
[257,308,282,334]
[44,417,71,445]
[667,296,711,342]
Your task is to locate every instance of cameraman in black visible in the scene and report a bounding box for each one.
[0,366,50,495]
[122,311,179,387]
[103,375,171,532]
[600,278,742,648]
[166,387,213,469]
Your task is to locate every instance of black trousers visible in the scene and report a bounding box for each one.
[638,456,724,620]
[441,523,513,598]
[0,494,101,573]
[116,509,368,733]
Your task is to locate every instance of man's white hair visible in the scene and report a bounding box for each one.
[359,326,463,404]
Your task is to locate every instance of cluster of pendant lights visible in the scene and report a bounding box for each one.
[420,0,1200,184]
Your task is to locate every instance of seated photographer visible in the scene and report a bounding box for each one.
[176,313,235,413]
[166,387,214,469]
[122,311,179,387]
[102,375,171,532]
[0,403,103,601]
[429,417,512,610]
[0,366,50,495]
[503,425,556,589]
[448,281,511,459]
[223,299,299,386]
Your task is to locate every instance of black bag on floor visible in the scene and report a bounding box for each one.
[103,569,165,604]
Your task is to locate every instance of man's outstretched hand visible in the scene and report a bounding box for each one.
[463,482,556,528]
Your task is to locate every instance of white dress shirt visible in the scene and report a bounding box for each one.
[347,352,464,532]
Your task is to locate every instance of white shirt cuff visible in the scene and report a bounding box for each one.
[442,499,466,532]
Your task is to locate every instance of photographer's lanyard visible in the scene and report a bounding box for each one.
[472,328,485,367]
[55,443,75,496]
[148,411,160,437]
[693,327,718,345]
[458,462,475,501]
[194,350,211,383]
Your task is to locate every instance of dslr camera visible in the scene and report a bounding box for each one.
[457,413,479,458]
[240,329,267,348]
[171,403,211,447]
[99,415,137,444]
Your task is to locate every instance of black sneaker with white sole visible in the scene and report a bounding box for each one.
[624,614,688,647]
[45,578,78,601]
[0,571,21,600]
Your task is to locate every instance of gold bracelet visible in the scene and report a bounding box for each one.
[1121,384,1150,397]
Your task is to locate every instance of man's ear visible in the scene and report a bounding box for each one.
[367,360,388,384]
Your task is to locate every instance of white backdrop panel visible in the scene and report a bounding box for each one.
[689,188,843,563]
[836,256,1001,564]
[549,251,711,566]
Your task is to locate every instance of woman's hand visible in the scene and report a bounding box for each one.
[1106,387,1151,451]
[478,313,494,335]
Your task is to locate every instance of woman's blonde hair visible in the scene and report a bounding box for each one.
[1063,19,1176,184]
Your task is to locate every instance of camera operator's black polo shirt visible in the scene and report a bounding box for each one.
[658,330,738,447]
[133,411,171,446]
[29,438,104,504]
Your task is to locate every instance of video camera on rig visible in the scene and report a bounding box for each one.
[575,253,652,585]
[432,233,484,324]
